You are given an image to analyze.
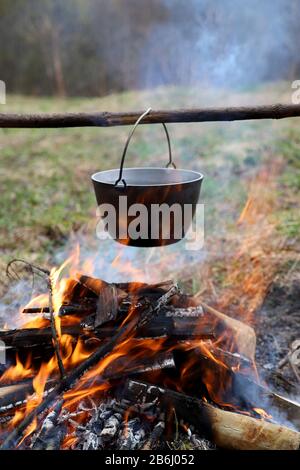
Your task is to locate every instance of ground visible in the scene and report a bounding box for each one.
[0,83,300,388]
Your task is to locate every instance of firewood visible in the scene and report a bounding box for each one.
[95,284,119,327]
[22,288,178,320]
[75,274,108,297]
[116,280,174,292]
[0,308,215,352]
[0,352,175,414]
[0,380,34,410]
[22,307,50,314]
[193,297,256,360]
[22,302,96,317]
[0,286,177,449]
[59,302,96,317]
[0,378,57,412]
[104,352,175,380]
[0,326,79,349]
[137,316,215,340]
[124,380,300,450]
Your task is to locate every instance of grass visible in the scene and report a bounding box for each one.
[0,82,299,295]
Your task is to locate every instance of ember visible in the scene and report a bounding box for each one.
[0,255,299,450]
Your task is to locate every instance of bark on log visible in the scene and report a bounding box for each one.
[125,380,300,450]
[1,104,300,128]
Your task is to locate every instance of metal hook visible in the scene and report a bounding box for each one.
[114,108,176,187]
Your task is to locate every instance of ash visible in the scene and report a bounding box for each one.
[24,396,215,451]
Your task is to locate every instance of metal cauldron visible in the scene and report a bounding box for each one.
[92,108,203,247]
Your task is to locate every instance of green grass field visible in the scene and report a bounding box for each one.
[0,83,299,295]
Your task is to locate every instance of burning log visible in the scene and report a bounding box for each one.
[0,352,175,414]
[137,315,215,340]
[22,307,50,314]
[95,284,119,327]
[22,302,95,317]
[0,310,215,354]
[0,379,57,412]
[76,275,173,300]
[21,278,177,322]
[104,352,175,380]
[0,381,33,411]
[124,380,300,450]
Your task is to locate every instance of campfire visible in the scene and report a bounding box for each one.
[0,253,299,451]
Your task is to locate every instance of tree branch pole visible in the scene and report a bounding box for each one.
[1,103,300,128]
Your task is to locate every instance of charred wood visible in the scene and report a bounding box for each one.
[95,284,119,327]
[0,378,57,412]
[103,352,175,381]
[0,310,215,353]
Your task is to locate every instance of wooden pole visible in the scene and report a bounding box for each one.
[0,103,300,128]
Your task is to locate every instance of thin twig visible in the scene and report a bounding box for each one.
[6,259,50,280]
[6,259,50,295]
[48,273,66,379]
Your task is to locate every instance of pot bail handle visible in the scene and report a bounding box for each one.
[114,107,176,188]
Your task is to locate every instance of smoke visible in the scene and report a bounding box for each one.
[139,0,298,90]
